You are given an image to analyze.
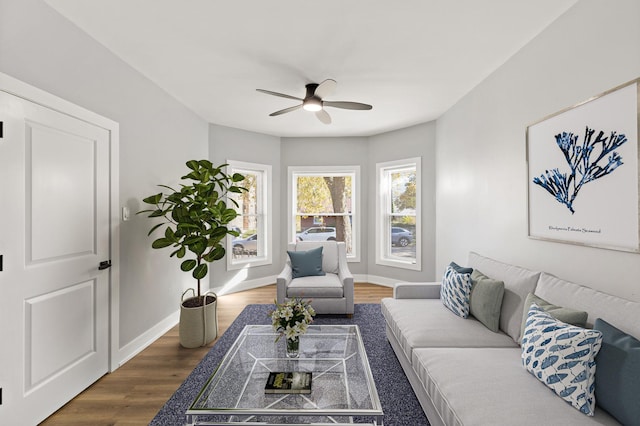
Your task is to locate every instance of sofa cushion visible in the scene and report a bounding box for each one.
[286,273,343,298]
[441,265,472,318]
[469,270,505,332]
[593,318,640,425]
[412,347,618,426]
[519,293,588,343]
[521,304,603,416]
[534,272,640,338]
[287,246,325,278]
[468,252,540,343]
[381,298,516,360]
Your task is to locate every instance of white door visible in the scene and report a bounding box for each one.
[0,91,111,424]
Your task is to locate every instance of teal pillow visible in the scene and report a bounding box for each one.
[594,318,640,425]
[287,246,326,278]
[469,269,504,332]
[449,261,473,275]
[519,293,587,343]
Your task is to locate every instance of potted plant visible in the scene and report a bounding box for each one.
[139,159,246,348]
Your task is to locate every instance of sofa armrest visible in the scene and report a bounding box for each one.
[276,263,293,304]
[393,282,441,299]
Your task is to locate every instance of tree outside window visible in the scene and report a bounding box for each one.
[290,167,359,260]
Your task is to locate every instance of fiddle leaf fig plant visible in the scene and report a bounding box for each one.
[138,160,247,299]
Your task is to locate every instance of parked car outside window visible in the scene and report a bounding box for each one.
[232,234,258,254]
[296,226,337,242]
[391,227,413,247]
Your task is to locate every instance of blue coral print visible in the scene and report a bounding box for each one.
[533,127,627,214]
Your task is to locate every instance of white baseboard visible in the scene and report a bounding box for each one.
[358,274,399,287]
[117,309,179,367]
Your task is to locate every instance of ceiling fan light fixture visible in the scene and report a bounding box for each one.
[303,97,322,112]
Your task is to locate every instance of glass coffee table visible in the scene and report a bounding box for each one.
[186,325,383,425]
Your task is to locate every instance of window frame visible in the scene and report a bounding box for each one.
[288,165,361,262]
[226,160,272,270]
[375,157,421,270]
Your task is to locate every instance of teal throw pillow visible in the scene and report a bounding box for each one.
[593,318,640,425]
[449,261,473,275]
[287,246,326,279]
[519,293,588,344]
[521,304,602,416]
[441,265,472,318]
[469,269,504,333]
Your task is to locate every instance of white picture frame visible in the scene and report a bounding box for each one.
[527,78,640,252]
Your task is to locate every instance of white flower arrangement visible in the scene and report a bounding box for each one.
[270,298,316,341]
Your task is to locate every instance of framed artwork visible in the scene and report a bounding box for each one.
[527,78,640,252]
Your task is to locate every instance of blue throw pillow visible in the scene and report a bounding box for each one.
[449,261,473,275]
[521,304,603,416]
[593,318,640,425]
[441,265,472,318]
[287,246,326,279]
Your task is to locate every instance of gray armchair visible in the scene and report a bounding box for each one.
[277,241,354,315]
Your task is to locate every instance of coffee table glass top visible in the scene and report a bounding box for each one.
[187,324,383,424]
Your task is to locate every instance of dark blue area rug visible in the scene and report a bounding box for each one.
[150,304,429,425]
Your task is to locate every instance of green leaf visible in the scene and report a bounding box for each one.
[181,259,197,271]
[142,193,163,205]
[176,246,186,258]
[186,160,199,171]
[148,209,165,218]
[193,263,208,280]
[151,238,173,249]
[147,222,165,236]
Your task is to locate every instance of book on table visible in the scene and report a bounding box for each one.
[264,372,312,394]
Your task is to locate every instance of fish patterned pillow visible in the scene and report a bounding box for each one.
[441,265,472,318]
[521,303,603,416]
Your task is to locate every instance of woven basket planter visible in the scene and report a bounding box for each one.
[179,289,217,348]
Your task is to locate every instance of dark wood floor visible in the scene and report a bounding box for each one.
[41,283,392,425]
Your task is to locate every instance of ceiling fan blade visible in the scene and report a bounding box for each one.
[323,101,372,110]
[256,89,303,101]
[314,79,337,99]
[269,104,302,116]
[315,109,331,124]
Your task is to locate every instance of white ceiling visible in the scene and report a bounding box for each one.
[45,0,578,137]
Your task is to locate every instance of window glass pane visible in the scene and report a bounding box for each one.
[391,169,416,213]
[294,173,355,256]
[230,216,262,259]
[387,217,416,260]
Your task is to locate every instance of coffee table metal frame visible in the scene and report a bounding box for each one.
[186,324,383,425]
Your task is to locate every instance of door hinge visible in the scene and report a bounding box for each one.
[0,121,3,138]
[98,260,112,270]
[0,254,3,271]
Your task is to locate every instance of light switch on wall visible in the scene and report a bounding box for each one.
[122,206,130,221]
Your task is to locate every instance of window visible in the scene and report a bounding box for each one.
[226,160,272,270]
[289,166,360,261]
[376,158,421,270]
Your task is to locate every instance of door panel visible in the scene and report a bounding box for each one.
[0,90,110,424]
[28,121,97,262]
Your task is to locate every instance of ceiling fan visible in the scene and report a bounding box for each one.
[256,79,372,124]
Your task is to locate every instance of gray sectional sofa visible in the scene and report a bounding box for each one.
[381,252,640,426]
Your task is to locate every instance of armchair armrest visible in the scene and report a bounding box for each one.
[276,263,293,304]
[393,282,441,299]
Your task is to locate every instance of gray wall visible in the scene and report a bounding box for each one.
[209,124,283,291]
[368,122,437,282]
[436,0,640,301]
[280,137,369,275]
[0,0,209,349]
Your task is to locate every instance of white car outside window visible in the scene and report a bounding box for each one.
[296,226,336,242]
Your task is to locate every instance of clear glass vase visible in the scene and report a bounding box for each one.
[285,336,300,358]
